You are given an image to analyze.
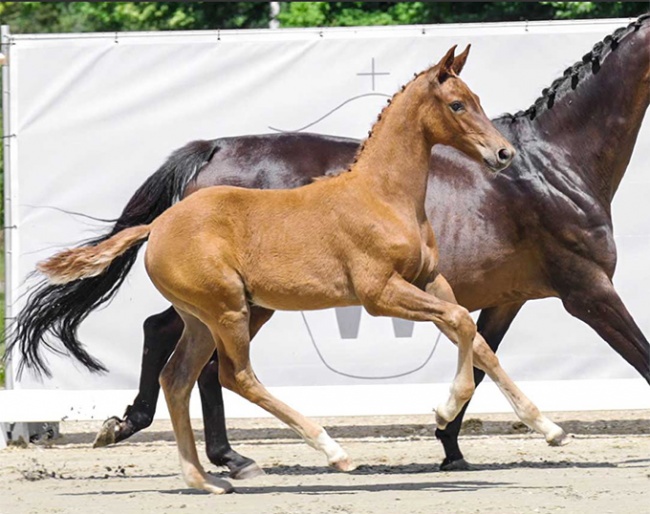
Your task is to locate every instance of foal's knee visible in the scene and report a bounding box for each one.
[446,306,476,343]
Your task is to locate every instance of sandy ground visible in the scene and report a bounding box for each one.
[1,411,649,514]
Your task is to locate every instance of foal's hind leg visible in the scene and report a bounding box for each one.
[159,311,233,494]
[198,354,261,478]
[199,306,274,479]
[204,301,352,472]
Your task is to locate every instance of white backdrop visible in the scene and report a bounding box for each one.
[3,19,649,420]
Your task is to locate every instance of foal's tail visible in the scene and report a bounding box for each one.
[7,139,220,377]
[37,225,152,285]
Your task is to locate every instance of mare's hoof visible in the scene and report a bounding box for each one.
[93,416,121,448]
[547,428,570,447]
[229,462,265,480]
[331,457,357,472]
[439,458,476,472]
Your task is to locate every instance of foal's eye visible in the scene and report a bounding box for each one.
[450,101,465,113]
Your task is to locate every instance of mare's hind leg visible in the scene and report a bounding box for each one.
[160,311,233,494]
[427,276,567,444]
[199,305,274,479]
[204,297,353,472]
[95,307,182,448]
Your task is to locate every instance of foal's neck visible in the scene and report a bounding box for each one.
[352,88,433,219]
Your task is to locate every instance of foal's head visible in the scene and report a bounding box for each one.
[415,45,515,172]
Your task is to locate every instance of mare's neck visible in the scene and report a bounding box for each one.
[352,91,434,219]
[533,24,649,204]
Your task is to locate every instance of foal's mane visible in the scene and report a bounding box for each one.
[315,63,443,181]
[499,12,650,123]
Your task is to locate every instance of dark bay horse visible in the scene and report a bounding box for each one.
[11,15,650,477]
[34,47,522,494]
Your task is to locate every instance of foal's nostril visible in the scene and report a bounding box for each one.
[497,148,512,163]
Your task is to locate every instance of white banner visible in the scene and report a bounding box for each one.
[4,19,648,416]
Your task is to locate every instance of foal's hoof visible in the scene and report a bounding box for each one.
[330,456,357,472]
[434,409,450,431]
[229,462,265,480]
[202,475,234,495]
[93,416,121,448]
[546,428,570,447]
[439,457,476,472]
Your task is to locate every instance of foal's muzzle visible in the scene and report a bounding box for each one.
[483,146,516,172]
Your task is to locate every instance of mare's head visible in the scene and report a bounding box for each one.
[416,45,515,172]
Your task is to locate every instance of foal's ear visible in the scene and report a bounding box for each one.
[432,45,457,83]
[451,44,471,75]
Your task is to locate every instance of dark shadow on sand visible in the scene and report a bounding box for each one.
[61,478,515,496]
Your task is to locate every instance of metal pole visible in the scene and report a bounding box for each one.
[1,24,13,449]
[269,2,280,29]
[1,24,13,391]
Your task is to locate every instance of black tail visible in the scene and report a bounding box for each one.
[7,139,221,377]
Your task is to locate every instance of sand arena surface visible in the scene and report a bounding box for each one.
[1,411,649,514]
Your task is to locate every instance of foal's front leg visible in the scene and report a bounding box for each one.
[362,273,477,427]
[436,302,525,470]
[427,276,567,445]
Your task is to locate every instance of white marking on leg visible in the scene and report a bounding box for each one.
[307,429,348,465]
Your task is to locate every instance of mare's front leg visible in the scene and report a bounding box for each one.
[94,306,182,447]
[436,302,524,471]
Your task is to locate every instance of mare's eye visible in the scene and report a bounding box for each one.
[450,101,465,113]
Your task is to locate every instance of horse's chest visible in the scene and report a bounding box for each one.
[379,226,437,283]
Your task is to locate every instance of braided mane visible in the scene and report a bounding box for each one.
[498,13,649,123]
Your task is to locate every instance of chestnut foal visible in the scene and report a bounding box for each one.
[37,47,556,494]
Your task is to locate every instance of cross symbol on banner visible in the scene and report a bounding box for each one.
[357,58,390,91]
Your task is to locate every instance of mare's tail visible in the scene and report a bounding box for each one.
[7,139,220,376]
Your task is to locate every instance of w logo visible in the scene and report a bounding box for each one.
[298,307,442,381]
[334,306,414,339]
